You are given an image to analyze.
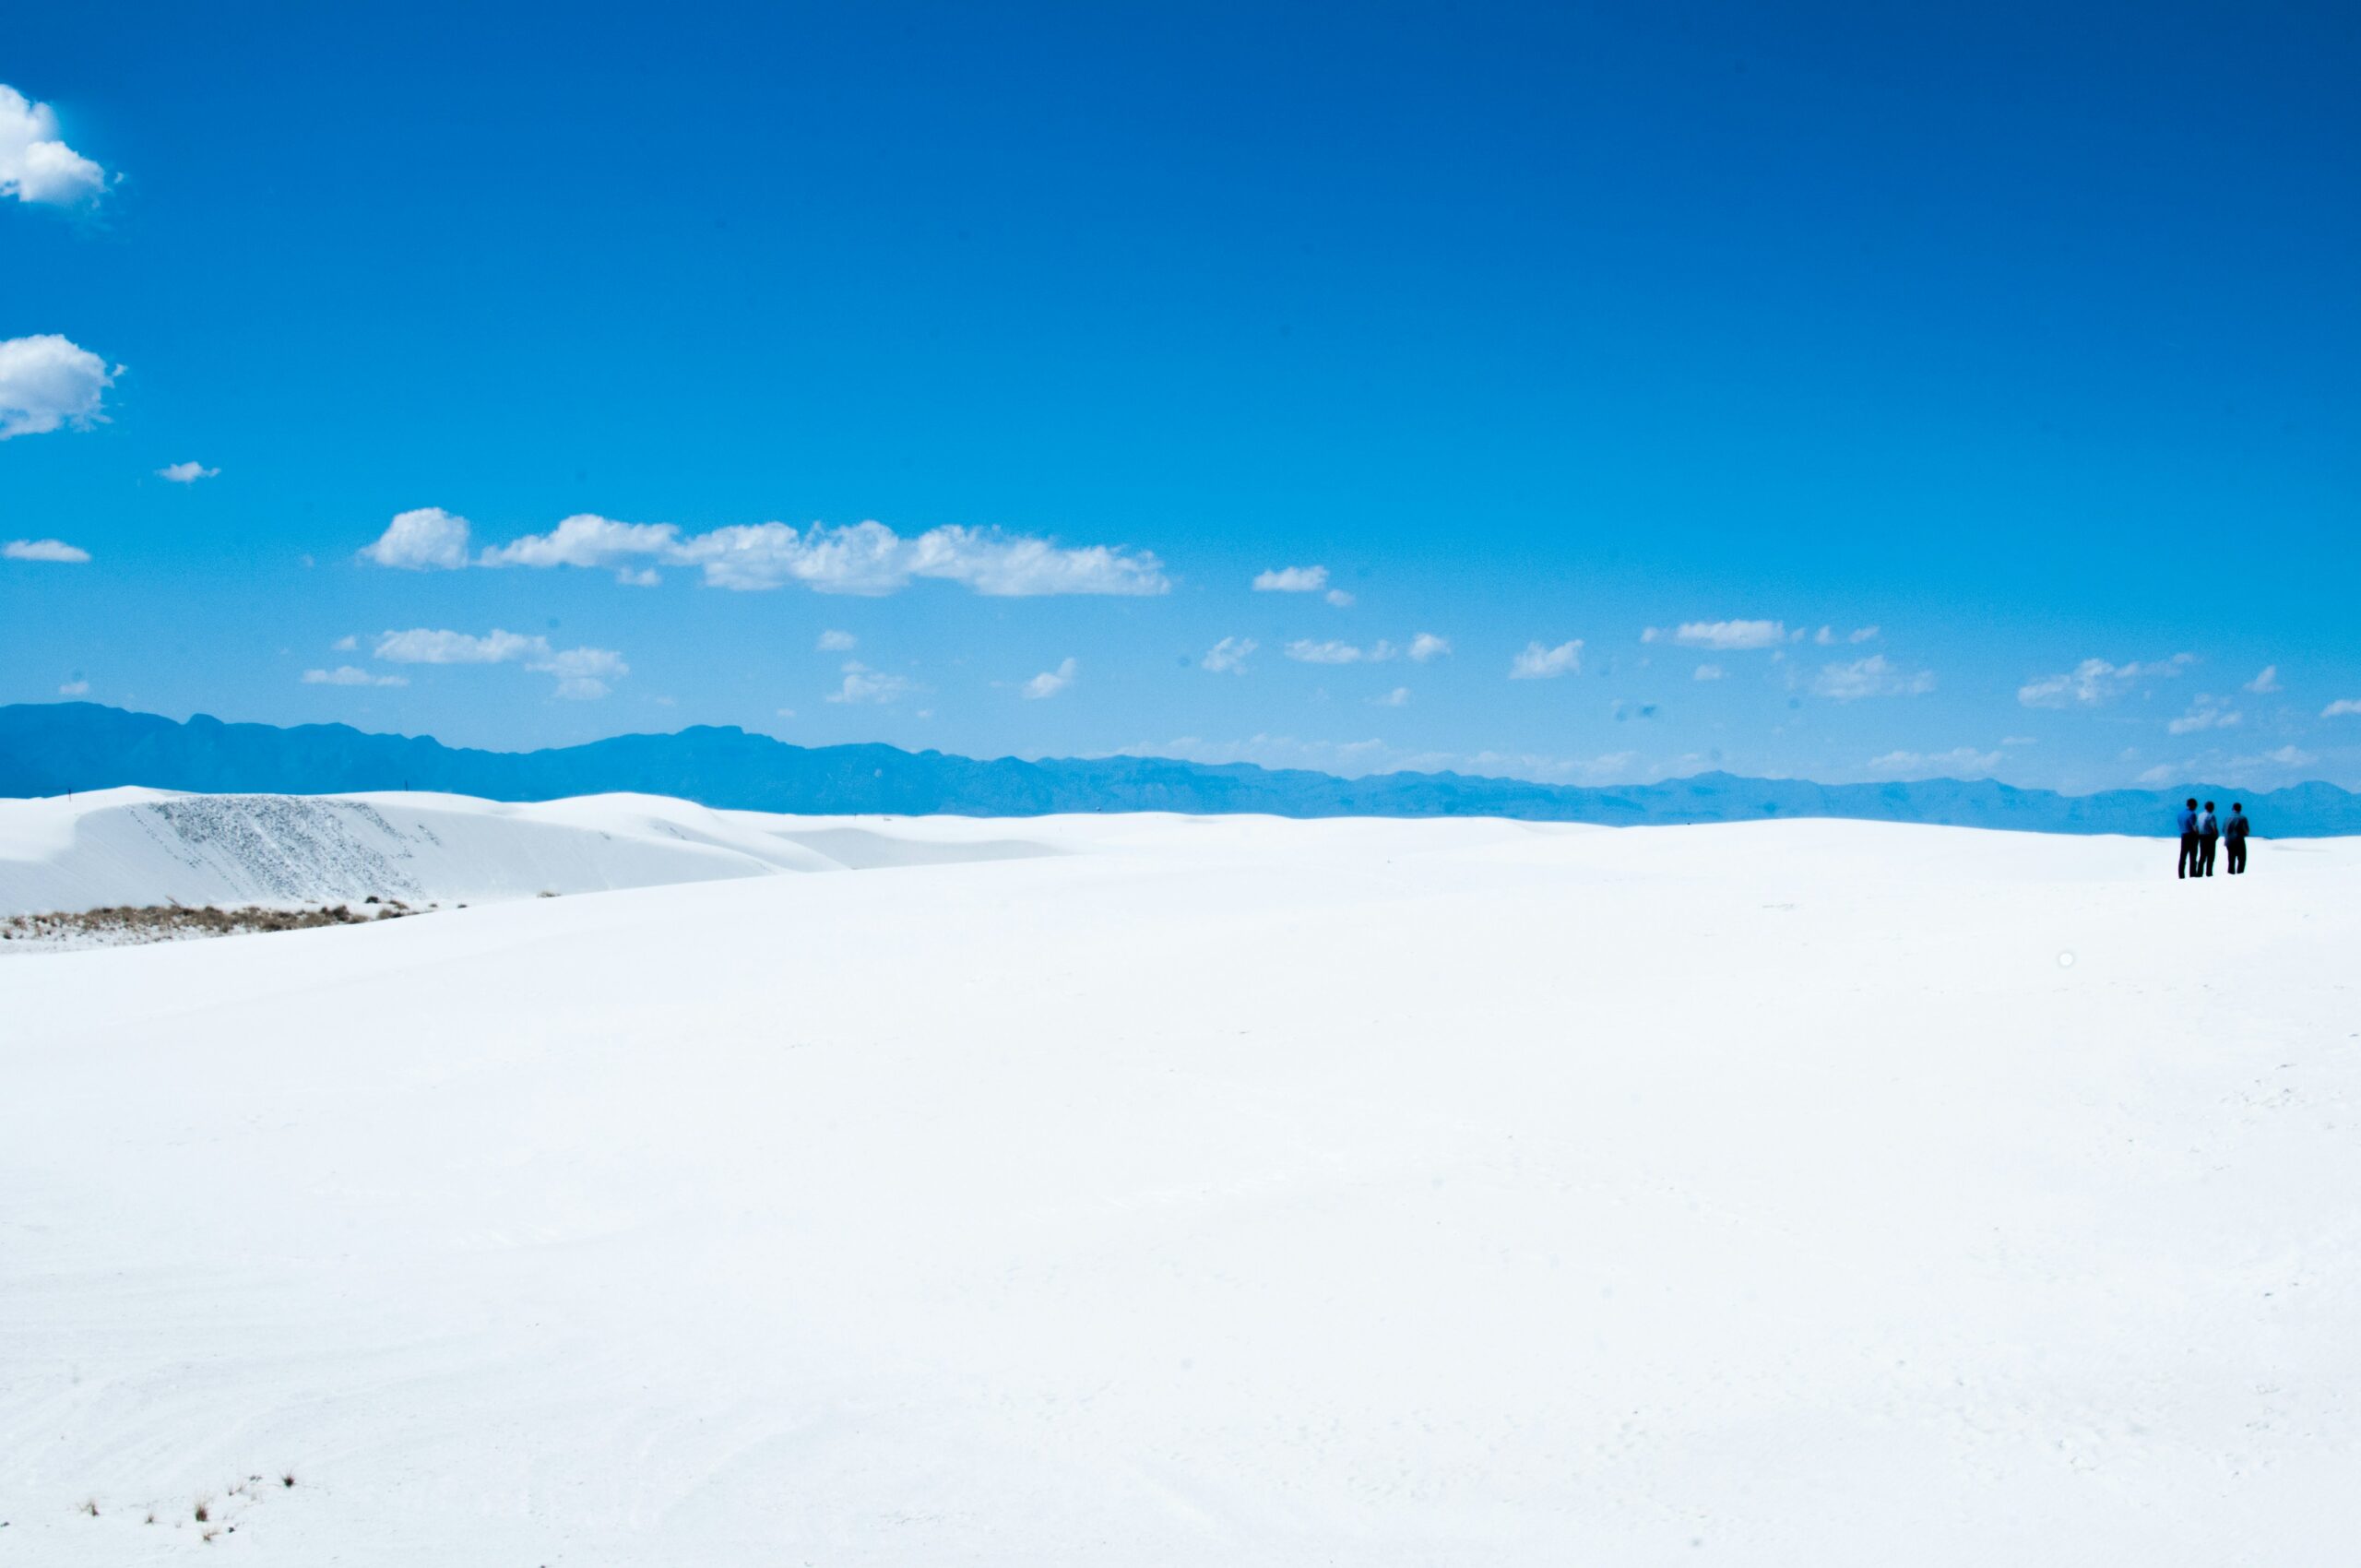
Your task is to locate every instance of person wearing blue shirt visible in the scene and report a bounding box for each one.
[2225,802,2251,874]
[2177,798,2201,879]
[2198,801,2221,875]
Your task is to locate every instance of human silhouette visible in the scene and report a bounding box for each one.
[2225,802,2250,874]
[2198,801,2220,876]
[2177,797,2201,879]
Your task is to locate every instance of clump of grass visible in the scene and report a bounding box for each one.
[2,900,423,949]
[80,1499,100,1516]
[193,1498,209,1523]
[280,1473,296,1489]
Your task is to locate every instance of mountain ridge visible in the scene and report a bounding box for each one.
[6,702,2355,836]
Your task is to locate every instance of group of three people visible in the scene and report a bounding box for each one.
[2177,798,2248,878]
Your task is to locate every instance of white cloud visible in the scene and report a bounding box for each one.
[4,537,89,563]
[331,635,359,652]
[1406,633,1451,663]
[1849,625,1880,643]
[1287,638,1391,665]
[826,661,919,705]
[1324,588,1355,608]
[372,626,626,698]
[478,512,676,568]
[0,334,113,439]
[815,629,858,652]
[1,85,109,205]
[361,506,473,570]
[1656,619,1786,650]
[2323,698,2361,719]
[57,679,89,696]
[2001,735,2037,747]
[1510,639,1583,679]
[374,628,538,665]
[1024,657,1078,699]
[2241,745,2315,769]
[1693,663,1725,681]
[1813,654,1935,701]
[2017,654,2194,708]
[1369,686,1411,707]
[2166,695,2241,735]
[2243,665,2282,694]
[1201,636,1256,674]
[303,666,408,688]
[157,461,219,484]
[616,566,661,588]
[1253,564,1328,593]
[469,515,1167,597]
[1867,746,2002,779]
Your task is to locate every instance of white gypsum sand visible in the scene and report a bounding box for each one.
[2,802,2355,1563]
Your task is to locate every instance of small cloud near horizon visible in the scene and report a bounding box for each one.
[6,536,91,563]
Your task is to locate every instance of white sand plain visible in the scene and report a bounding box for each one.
[3,794,2355,1563]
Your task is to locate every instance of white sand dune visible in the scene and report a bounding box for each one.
[0,788,1056,917]
[3,802,2356,1563]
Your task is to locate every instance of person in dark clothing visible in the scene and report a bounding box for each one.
[2198,801,2220,875]
[2225,802,2250,874]
[2177,798,2201,879]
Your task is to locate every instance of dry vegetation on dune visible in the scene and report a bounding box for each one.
[1,897,419,950]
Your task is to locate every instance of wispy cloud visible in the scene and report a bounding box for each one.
[1,84,110,206]
[2166,695,2241,735]
[1509,639,1583,679]
[2018,654,2194,708]
[0,334,114,440]
[815,629,858,652]
[57,679,89,696]
[1252,564,1328,593]
[1645,619,1786,650]
[825,661,920,705]
[1693,663,1725,681]
[157,461,219,484]
[2323,698,2361,719]
[1813,654,1935,701]
[1023,657,1078,699]
[1866,746,2001,778]
[303,666,408,688]
[1370,686,1410,707]
[373,627,627,699]
[1324,588,1355,608]
[2244,665,2283,694]
[1287,638,1406,665]
[4,537,89,563]
[446,513,1169,597]
[1406,633,1451,662]
[1202,636,1256,674]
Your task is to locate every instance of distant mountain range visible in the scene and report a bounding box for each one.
[6,702,2355,836]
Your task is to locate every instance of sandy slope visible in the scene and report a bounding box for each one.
[3,810,2357,1564]
[0,788,1055,917]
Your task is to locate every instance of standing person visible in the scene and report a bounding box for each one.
[2199,801,2221,876]
[2225,802,2250,874]
[2177,797,2201,878]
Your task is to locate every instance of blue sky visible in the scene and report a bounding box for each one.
[5,2,2357,790]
